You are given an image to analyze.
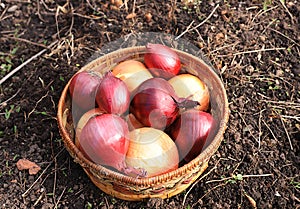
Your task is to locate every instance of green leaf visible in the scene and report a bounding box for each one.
[236,174,243,181]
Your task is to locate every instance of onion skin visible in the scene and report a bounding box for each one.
[130,88,179,130]
[112,60,153,93]
[144,43,181,79]
[125,113,144,131]
[126,127,179,177]
[169,109,214,162]
[77,114,129,169]
[131,77,178,99]
[96,72,130,115]
[168,74,210,111]
[75,108,104,147]
[69,71,101,111]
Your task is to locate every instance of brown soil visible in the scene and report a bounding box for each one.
[0,0,299,208]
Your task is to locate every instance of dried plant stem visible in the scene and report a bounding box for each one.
[54,187,66,209]
[22,148,65,198]
[206,173,273,184]
[0,40,58,86]
[233,47,286,56]
[280,117,293,150]
[279,0,294,23]
[175,4,219,40]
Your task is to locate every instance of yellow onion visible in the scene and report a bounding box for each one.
[112,60,153,93]
[125,127,179,177]
[168,74,210,111]
[124,113,144,131]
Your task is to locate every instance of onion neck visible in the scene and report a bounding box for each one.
[175,97,199,109]
[118,161,147,178]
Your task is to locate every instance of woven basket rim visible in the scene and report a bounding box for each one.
[57,46,230,186]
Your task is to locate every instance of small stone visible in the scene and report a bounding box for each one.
[259,35,266,42]
[7,5,18,12]
[145,12,152,22]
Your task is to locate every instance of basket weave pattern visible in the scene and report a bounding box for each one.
[57,46,229,201]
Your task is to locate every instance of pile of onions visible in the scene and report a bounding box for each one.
[70,43,215,177]
[168,74,210,111]
[126,127,179,177]
[168,109,214,162]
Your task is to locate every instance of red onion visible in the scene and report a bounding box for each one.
[69,71,101,111]
[77,114,146,177]
[131,77,178,98]
[144,43,181,79]
[169,109,214,162]
[130,88,198,130]
[96,72,130,115]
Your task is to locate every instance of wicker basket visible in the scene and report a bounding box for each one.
[57,46,229,201]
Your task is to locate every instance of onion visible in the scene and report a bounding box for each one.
[75,108,103,147]
[96,72,130,115]
[131,77,178,98]
[77,114,146,177]
[131,78,199,130]
[124,113,144,131]
[144,43,181,79]
[126,127,179,177]
[168,74,210,111]
[112,60,153,93]
[69,71,101,111]
[169,109,214,162]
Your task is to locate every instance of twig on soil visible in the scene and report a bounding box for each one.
[3,36,49,49]
[54,187,66,209]
[175,20,194,40]
[280,117,294,150]
[206,173,273,184]
[175,4,219,40]
[0,6,8,21]
[0,88,21,107]
[258,109,266,149]
[22,148,65,198]
[251,6,278,23]
[216,47,286,58]
[0,40,58,86]
[268,28,300,47]
[237,111,259,144]
[27,91,49,118]
[262,119,279,142]
[192,183,227,208]
[232,47,286,56]
[33,188,45,207]
[182,158,225,206]
[21,161,52,198]
[132,0,136,14]
[279,0,294,24]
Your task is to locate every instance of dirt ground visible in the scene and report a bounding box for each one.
[0,0,299,208]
